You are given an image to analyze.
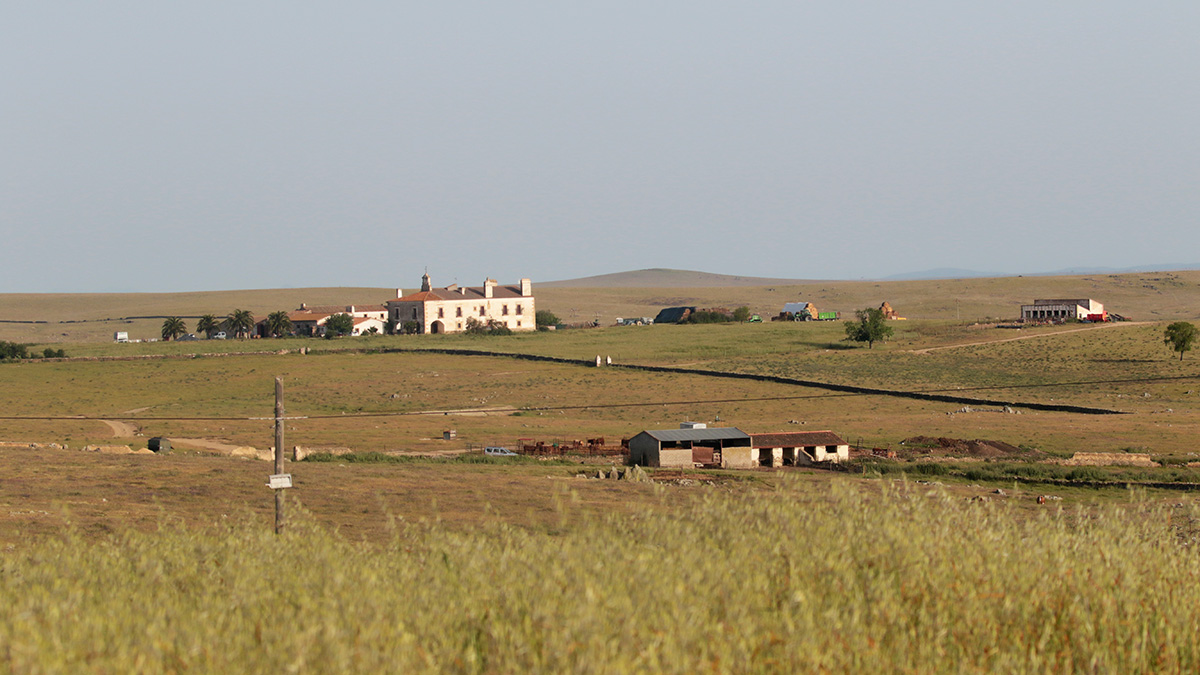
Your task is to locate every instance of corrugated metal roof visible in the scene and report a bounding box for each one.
[641,428,749,442]
[750,431,847,448]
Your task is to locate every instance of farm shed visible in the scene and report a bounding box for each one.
[628,428,750,468]
[653,306,696,324]
[728,431,850,469]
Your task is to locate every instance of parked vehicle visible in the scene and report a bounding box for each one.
[212,331,227,339]
[816,311,840,321]
[748,314,763,323]
[484,446,518,457]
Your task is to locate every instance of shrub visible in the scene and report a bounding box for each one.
[0,341,29,361]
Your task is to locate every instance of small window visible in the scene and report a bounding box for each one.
[456,307,462,318]
[516,305,523,315]
[516,321,521,327]
[456,322,462,330]
[502,305,509,316]
[479,306,486,317]
[411,308,417,320]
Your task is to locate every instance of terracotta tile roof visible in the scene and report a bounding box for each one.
[288,311,330,322]
[394,291,443,302]
[392,286,528,303]
[750,431,847,448]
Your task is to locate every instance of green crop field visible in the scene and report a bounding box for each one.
[4,271,1200,670]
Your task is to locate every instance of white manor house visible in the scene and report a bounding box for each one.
[386,273,537,334]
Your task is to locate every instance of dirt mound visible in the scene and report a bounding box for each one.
[900,436,1035,459]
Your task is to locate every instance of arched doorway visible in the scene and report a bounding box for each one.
[430,320,445,334]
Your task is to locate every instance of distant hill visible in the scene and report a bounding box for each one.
[879,268,1005,281]
[541,269,812,288]
[547,264,1200,287]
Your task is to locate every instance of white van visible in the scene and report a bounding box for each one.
[484,447,518,457]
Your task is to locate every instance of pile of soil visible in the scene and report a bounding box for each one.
[899,436,1038,460]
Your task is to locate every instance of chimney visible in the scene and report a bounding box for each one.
[395,289,403,298]
[484,278,496,298]
[520,278,532,297]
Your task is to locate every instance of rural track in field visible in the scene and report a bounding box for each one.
[909,322,1151,354]
[101,420,138,438]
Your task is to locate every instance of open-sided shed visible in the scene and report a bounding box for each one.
[737,431,850,468]
[628,428,750,468]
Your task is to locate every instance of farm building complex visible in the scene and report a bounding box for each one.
[1020,298,1105,321]
[386,273,536,335]
[629,426,849,469]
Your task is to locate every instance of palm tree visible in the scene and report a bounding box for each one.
[226,309,255,339]
[161,316,187,341]
[196,314,220,339]
[266,311,293,338]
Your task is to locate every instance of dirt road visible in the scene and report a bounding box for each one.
[909,322,1149,355]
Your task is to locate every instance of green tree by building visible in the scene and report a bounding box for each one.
[844,307,894,349]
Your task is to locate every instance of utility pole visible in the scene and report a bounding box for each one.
[272,377,289,534]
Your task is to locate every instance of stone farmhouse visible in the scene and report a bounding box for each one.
[387,273,536,334]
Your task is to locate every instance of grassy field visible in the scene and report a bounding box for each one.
[5,268,1200,343]
[3,474,1199,672]
[3,272,1200,669]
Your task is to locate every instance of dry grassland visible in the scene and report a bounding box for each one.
[4,269,1200,343]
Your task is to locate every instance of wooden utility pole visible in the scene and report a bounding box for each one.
[274,377,285,534]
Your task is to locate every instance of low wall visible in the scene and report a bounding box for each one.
[659,448,693,468]
[722,447,757,470]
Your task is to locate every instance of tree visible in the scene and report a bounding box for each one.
[42,347,66,359]
[1164,322,1198,361]
[226,309,255,339]
[535,310,560,327]
[325,313,354,337]
[196,314,220,339]
[400,320,420,335]
[733,306,752,322]
[0,341,29,361]
[161,316,187,341]
[265,311,293,338]
[844,307,894,349]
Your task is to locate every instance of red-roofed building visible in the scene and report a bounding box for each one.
[386,273,536,334]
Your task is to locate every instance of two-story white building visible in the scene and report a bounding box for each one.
[386,274,536,334]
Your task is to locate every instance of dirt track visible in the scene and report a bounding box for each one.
[100,420,138,438]
[909,322,1149,354]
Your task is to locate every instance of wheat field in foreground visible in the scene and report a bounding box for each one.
[2,479,1197,673]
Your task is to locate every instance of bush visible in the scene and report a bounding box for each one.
[685,310,734,324]
[535,310,560,327]
[0,341,29,361]
[465,318,513,336]
[42,348,66,359]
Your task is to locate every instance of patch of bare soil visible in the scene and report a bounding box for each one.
[101,420,138,438]
[899,436,1041,460]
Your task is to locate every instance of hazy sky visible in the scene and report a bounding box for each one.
[3,2,1198,292]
